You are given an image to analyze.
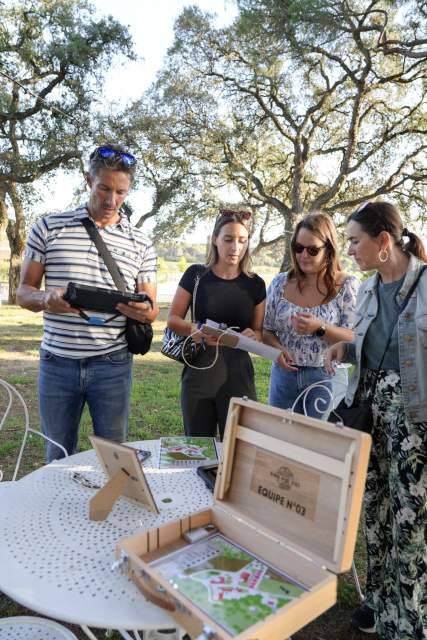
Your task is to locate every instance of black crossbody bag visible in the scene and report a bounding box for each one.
[81,218,153,355]
[329,266,426,432]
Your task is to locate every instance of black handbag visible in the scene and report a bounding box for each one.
[81,218,153,356]
[125,319,153,356]
[161,269,206,365]
[161,327,202,364]
[329,266,426,432]
[329,398,374,433]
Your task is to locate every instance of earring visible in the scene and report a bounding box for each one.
[378,249,388,263]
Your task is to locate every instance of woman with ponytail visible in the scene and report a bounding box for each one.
[325,201,427,639]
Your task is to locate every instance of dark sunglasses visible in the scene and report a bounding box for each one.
[294,242,326,256]
[219,209,251,220]
[90,146,137,167]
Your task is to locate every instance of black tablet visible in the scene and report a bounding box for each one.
[63,282,153,313]
[196,464,218,492]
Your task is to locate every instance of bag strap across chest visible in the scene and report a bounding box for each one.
[81,217,128,292]
[367,265,427,398]
[191,266,209,322]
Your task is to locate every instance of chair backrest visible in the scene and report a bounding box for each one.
[291,381,334,417]
[0,379,67,481]
[0,378,14,431]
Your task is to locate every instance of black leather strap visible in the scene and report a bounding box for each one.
[81,217,127,292]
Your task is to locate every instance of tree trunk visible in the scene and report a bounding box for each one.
[6,183,26,304]
[0,183,8,233]
[205,234,211,261]
[278,213,296,273]
[279,231,292,272]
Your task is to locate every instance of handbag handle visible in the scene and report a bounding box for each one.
[190,267,209,323]
[131,570,176,612]
[191,274,200,322]
[367,265,426,399]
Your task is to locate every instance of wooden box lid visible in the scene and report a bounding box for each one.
[214,398,371,575]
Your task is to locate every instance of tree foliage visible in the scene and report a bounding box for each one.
[134,0,426,268]
[238,0,427,59]
[104,96,219,241]
[0,0,135,300]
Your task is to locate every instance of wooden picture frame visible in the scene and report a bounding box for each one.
[89,436,158,521]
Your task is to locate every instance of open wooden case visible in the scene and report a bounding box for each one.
[117,398,371,639]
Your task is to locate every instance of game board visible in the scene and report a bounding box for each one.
[150,534,305,635]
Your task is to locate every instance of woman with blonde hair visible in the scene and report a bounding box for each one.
[167,209,266,439]
[263,211,358,418]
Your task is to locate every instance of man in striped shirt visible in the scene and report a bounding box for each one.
[17,144,159,462]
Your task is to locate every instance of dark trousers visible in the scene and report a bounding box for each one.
[181,347,256,440]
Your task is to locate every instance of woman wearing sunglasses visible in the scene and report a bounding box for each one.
[167,209,266,439]
[263,211,358,418]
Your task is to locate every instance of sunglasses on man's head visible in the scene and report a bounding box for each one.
[90,146,137,167]
[219,209,251,220]
[294,242,326,256]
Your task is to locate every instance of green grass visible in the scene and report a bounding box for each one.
[0,304,370,639]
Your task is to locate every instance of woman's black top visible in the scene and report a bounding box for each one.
[179,264,266,332]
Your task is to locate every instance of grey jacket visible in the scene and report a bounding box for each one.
[345,254,427,422]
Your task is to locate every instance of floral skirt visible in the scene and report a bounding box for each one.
[358,369,427,640]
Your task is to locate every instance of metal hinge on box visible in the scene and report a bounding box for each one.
[111,549,129,573]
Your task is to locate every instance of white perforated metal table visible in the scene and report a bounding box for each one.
[0,440,214,632]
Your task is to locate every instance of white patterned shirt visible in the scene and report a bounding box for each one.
[264,272,359,366]
[24,205,157,358]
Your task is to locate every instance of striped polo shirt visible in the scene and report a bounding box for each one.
[24,205,157,358]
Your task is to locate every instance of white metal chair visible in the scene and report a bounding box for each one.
[290,381,365,603]
[0,378,68,481]
[0,616,78,639]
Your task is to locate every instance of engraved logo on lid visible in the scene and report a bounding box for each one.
[270,466,300,491]
[250,450,320,521]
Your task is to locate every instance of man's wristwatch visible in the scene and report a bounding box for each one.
[314,321,326,337]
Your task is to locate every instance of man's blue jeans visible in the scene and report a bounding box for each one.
[268,362,348,420]
[39,347,132,462]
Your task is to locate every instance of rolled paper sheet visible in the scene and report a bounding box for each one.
[202,319,282,362]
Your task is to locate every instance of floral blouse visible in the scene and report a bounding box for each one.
[264,272,359,366]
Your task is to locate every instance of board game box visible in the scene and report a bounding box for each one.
[158,436,219,469]
[117,397,371,639]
